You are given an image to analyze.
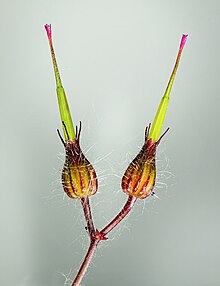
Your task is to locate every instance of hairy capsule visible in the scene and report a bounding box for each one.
[122,125,169,199]
[60,122,98,199]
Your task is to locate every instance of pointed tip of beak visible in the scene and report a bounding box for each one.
[180,34,188,50]
[44,24,52,40]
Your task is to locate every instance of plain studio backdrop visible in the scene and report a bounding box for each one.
[1,0,220,285]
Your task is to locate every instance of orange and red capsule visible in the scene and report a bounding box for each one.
[58,122,98,199]
[122,125,169,199]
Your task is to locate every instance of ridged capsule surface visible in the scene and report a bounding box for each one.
[61,123,98,199]
[122,125,168,199]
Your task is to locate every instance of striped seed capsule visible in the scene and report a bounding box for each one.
[59,122,98,199]
[121,124,169,199]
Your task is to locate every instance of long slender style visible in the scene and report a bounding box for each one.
[45,24,75,141]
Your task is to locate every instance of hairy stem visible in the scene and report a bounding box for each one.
[72,195,137,285]
[72,240,98,286]
[100,195,137,236]
[81,197,96,239]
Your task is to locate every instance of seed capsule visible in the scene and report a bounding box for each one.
[60,122,98,199]
[122,125,168,199]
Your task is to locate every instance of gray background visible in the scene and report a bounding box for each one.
[1,0,220,285]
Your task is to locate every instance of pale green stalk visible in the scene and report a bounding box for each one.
[149,34,188,142]
[45,24,75,141]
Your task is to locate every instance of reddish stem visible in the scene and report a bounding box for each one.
[81,197,96,239]
[72,240,98,286]
[100,195,137,236]
[72,195,137,286]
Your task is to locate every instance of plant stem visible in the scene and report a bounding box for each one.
[100,195,137,236]
[81,197,96,239]
[72,195,137,285]
[71,240,98,286]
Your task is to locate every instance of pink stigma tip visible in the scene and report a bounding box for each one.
[44,24,52,39]
[180,34,188,50]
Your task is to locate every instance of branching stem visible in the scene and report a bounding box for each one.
[72,195,137,286]
[100,195,137,236]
